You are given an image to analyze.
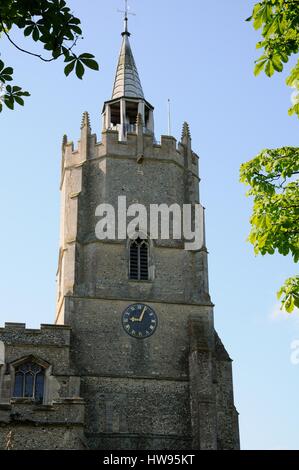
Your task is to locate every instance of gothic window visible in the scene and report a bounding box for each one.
[129,238,149,281]
[13,361,45,403]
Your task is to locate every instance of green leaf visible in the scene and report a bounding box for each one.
[288,103,299,118]
[52,48,62,60]
[71,25,82,35]
[4,96,14,110]
[288,107,295,116]
[14,96,24,106]
[265,60,275,77]
[43,43,54,51]
[64,60,76,77]
[286,63,299,87]
[64,54,75,63]
[2,67,13,76]
[79,53,96,59]
[80,58,99,71]
[281,53,288,64]
[272,55,283,73]
[75,60,85,80]
[32,27,40,42]
[0,75,13,82]
[265,16,281,37]
[24,25,34,37]
[254,59,267,76]
[253,5,264,30]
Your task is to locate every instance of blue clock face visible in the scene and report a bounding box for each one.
[122,304,158,339]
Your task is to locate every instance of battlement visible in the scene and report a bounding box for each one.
[63,129,199,174]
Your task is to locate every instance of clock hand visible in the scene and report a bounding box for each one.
[138,306,147,322]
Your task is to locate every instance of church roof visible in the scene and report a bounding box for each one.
[111,28,144,100]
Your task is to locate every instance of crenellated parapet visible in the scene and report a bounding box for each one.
[61,119,199,182]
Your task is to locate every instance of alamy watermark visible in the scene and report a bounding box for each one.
[95,196,204,251]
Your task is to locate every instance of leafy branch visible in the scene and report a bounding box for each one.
[277,275,299,312]
[0,19,79,63]
[0,0,99,112]
[248,0,299,117]
[240,146,299,312]
[0,60,30,111]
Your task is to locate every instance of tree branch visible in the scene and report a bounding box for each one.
[1,23,56,62]
[257,171,299,181]
[0,19,79,63]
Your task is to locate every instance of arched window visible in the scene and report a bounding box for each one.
[129,237,149,281]
[13,361,45,403]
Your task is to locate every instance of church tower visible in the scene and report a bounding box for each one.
[55,16,240,450]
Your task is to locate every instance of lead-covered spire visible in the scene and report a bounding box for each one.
[111,16,144,100]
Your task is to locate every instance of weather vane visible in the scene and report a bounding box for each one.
[118,0,136,33]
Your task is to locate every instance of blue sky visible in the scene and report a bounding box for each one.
[0,0,298,450]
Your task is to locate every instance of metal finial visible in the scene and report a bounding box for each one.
[118,0,136,36]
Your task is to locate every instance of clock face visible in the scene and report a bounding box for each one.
[122,303,158,339]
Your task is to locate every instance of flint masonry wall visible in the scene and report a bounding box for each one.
[83,377,192,450]
[63,297,214,450]
[0,406,85,450]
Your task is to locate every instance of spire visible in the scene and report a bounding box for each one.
[111,22,144,100]
[102,4,154,141]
